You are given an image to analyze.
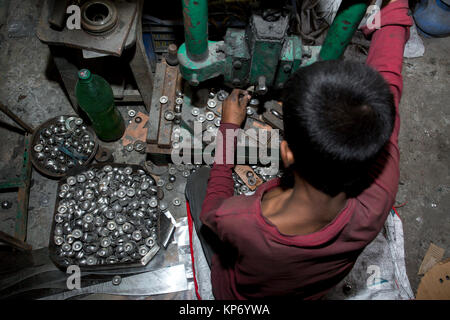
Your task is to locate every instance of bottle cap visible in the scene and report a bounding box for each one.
[78,69,92,80]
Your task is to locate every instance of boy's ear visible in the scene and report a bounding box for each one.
[280,140,295,168]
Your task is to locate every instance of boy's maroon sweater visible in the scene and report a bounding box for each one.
[200,0,413,299]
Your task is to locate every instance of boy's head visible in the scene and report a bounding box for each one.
[281,60,395,196]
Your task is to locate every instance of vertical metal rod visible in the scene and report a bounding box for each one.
[319,1,368,61]
[181,0,208,61]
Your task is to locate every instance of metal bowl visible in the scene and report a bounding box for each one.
[30,115,98,179]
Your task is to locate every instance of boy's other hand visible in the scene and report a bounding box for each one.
[221,89,251,127]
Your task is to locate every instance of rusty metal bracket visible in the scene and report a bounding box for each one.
[146,59,183,163]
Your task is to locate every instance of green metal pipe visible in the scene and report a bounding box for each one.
[319,1,368,61]
[182,0,209,62]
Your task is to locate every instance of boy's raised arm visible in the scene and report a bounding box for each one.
[362,0,413,143]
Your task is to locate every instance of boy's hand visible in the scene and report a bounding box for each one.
[221,89,251,127]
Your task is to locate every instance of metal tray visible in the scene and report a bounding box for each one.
[30,115,98,179]
[49,163,161,271]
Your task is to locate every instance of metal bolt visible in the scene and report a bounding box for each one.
[173,198,181,206]
[164,110,175,121]
[165,183,173,191]
[112,275,122,286]
[133,140,145,152]
[135,116,142,123]
[205,112,215,121]
[156,179,165,187]
[145,237,155,247]
[248,177,257,186]
[182,170,190,178]
[72,241,83,251]
[256,76,268,95]
[54,236,64,246]
[1,200,12,209]
[139,245,149,256]
[168,166,177,175]
[206,123,216,133]
[191,107,200,117]
[128,109,136,117]
[159,96,169,104]
[249,98,259,107]
[34,144,43,152]
[271,109,282,119]
[217,90,229,101]
[106,221,117,231]
[72,229,83,238]
[159,201,168,211]
[67,176,76,185]
[283,64,292,73]
[125,143,134,152]
[149,198,158,208]
[175,97,183,105]
[207,100,217,109]
[132,230,142,241]
[198,114,206,123]
[233,60,242,69]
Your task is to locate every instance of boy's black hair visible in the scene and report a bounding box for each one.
[282,60,395,197]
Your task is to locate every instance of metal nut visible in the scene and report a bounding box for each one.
[207,99,216,109]
[112,275,122,286]
[173,198,181,206]
[197,114,206,123]
[164,110,175,121]
[159,96,169,104]
[191,107,200,117]
[205,112,215,121]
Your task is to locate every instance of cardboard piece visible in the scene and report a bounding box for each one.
[416,259,450,300]
[418,243,445,275]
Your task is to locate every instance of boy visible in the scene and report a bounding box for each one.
[186,0,413,299]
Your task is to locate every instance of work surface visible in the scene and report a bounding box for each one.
[0,0,449,297]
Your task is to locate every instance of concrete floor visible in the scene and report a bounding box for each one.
[0,0,448,296]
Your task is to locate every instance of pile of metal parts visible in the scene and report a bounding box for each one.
[52,164,161,267]
[189,90,224,135]
[32,116,96,176]
[232,165,282,196]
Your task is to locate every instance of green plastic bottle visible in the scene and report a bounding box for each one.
[75,69,125,142]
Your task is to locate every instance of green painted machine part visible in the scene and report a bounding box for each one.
[181,0,209,61]
[178,0,368,89]
[319,1,369,61]
[178,41,226,86]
